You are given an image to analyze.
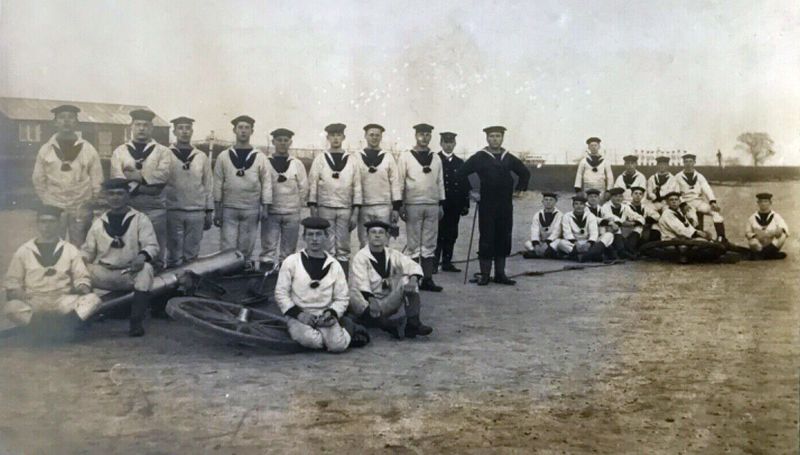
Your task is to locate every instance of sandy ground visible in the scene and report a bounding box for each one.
[0,181,798,454]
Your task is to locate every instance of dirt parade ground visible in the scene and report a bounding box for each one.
[0,181,797,454]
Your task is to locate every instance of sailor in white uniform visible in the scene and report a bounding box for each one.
[745,192,789,260]
[664,153,727,243]
[600,187,645,259]
[355,124,401,248]
[658,191,712,242]
[553,195,606,262]
[613,155,647,202]
[523,192,562,259]
[574,137,614,196]
[646,156,673,212]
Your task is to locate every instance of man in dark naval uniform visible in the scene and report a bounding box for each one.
[434,132,469,273]
[457,126,530,285]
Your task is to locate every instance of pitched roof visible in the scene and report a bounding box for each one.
[0,97,169,127]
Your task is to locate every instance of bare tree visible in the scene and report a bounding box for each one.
[735,132,776,166]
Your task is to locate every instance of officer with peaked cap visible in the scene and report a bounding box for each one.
[164,116,214,268]
[396,123,445,291]
[32,104,103,247]
[354,123,402,249]
[663,153,728,243]
[574,136,614,196]
[457,126,530,285]
[745,192,789,259]
[110,109,172,269]
[2,205,101,332]
[613,154,647,202]
[258,128,308,271]
[434,131,470,272]
[307,123,362,275]
[274,216,354,352]
[82,178,159,336]
[213,115,272,269]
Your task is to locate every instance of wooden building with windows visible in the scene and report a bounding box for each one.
[0,97,169,207]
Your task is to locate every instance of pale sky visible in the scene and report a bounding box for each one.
[1,0,799,164]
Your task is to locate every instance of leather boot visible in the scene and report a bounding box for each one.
[762,244,787,260]
[612,234,628,258]
[441,246,460,272]
[129,291,149,337]
[403,292,432,338]
[477,259,492,285]
[493,256,516,285]
[419,258,443,292]
[432,246,441,274]
[582,242,605,263]
[714,222,728,244]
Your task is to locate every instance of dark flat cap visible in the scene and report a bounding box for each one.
[439,132,457,141]
[623,155,638,163]
[483,126,506,134]
[681,153,696,160]
[630,186,646,193]
[413,123,434,133]
[130,109,156,122]
[102,178,131,191]
[756,192,773,200]
[231,115,255,126]
[363,123,385,132]
[663,191,682,199]
[301,216,330,230]
[608,187,625,196]
[36,205,63,219]
[586,137,601,144]
[585,188,601,196]
[170,116,195,125]
[271,128,294,138]
[51,104,80,115]
[542,192,558,198]
[325,123,346,134]
[656,156,670,163]
[572,195,588,203]
[364,220,392,231]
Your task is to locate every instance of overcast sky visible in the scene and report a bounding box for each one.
[1,0,798,164]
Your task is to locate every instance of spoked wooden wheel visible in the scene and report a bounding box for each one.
[640,239,727,263]
[166,297,301,352]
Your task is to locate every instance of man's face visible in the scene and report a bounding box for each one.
[631,190,644,204]
[656,162,668,173]
[54,112,79,134]
[233,122,253,143]
[573,200,586,212]
[36,215,61,239]
[105,188,130,210]
[486,132,504,149]
[757,199,772,212]
[588,142,600,154]
[587,193,599,206]
[441,140,456,153]
[132,120,154,142]
[327,132,345,148]
[624,162,637,173]
[174,123,193,144]
[683,157,696,171]
[272,136,292,154]
[367,227,388,249]
[303,228,328,253]
[365,128,382,149]
[667,195,681,210]
[611,194,624,205]
[415,132,431,147]
[542,196,557,210]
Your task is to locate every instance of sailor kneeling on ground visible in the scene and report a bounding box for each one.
[523,192,562,259]
[274,217,354,352]
[745,192,789,260]
[657,191,712,241]
[81,178,159,337]
[2,205,101,331]
[600,187,645,259]
[553,195,606,262]
[348,220,433,339]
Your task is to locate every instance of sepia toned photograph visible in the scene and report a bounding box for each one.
[0,1,798,453]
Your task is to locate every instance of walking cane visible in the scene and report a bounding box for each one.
[463,202,479,284]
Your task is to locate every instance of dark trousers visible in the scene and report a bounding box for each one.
[478,202,513,259]
[435,205,462,266]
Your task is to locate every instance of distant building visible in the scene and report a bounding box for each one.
[0,97,170,207]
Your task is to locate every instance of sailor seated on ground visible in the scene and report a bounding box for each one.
[348,220,433,339]
[1,205,101,332]
[600,187,645,259]
[81,178,159,337]
[523,192,562,259]
[552,195,607,262]
[627,186,662,248]
[274,217,354,353]
[657,191,712,242]
[664,153,728,243]
[745,192,789,260]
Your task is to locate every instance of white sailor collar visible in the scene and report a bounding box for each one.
[360,149,385,157]
[299,249,337,269]
[20,238,67,255]
[227,146,258,157]
[482,147,508,161]
[46,133,89,151]
[99,209,137,224]
[169,144,200,158]
[125,138,159,149]
[364,246,390,267]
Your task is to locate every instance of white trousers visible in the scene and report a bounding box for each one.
[286,318,351,352]
[317,206,353,262]
[167,210,206,267]
[405,204,438,259]
[259,211,301,265]
[220,207,261,260]
[1,293,102,331]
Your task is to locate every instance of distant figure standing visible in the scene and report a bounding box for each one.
[717,150,723,168]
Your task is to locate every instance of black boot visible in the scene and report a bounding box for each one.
[129,291,149,337]
[612,234,628,259]
[714,222,728,244]
[432,246,441,274]
[338,260,349,278]
[762,244,787,260]
[403,292,432,338]
[477,259,492,285]
[419,258,443,292]
[493,256,516,285]
[582,242,605,263]
[440,246,461,272]
[625,232,641,258]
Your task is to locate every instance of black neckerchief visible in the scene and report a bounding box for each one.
[654,173,670,187]
[229,148,256,176]
[573,212,587,230]
[301,251,331,287]
[411,149,434,173]
[756,212,774,227]
[127,141,156,170]
[324,152,348,178]
[630,204,644,216]
[611,204,623,218]
[369,249,391,279]
[270,155,290,182]
[103,210,134,248]
[671,208,689,226]
[622,172,637,188]
[539,211,557,228]
[33,241,63,273]
[55,137,82,170]
[171,146,195,170]
[682,172,697,187]
[588,205,601,217]
[586,155,603,171]
[362,149,384,173]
